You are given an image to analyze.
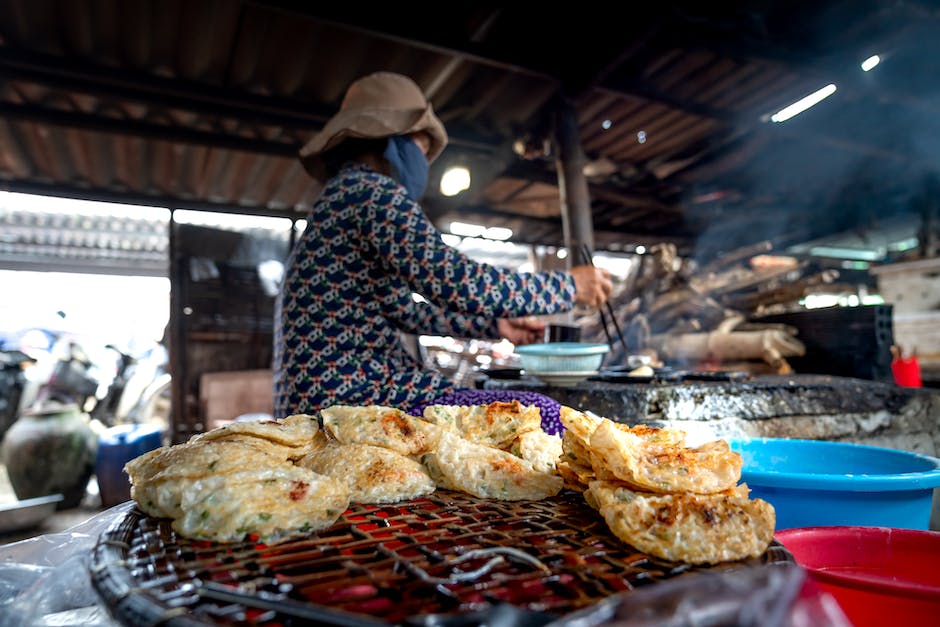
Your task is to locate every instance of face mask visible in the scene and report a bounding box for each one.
[384,135,429,202]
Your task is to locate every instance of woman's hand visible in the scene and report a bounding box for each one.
[570,264,613,307]
[498,316,546,346]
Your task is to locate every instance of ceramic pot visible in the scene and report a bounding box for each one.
[0,402,98,509]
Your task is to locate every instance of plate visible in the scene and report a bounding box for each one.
[0,494,63,533]
[530,370,598,386]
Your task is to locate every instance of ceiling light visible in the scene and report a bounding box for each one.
[484,227,513,241]
[449,221,486,237]
[601,119,612,130]
[769,84,837,122]
[557,249,568,259]
[440,166,471,196]
[637,130,647,144]
[635,245,646,254]
[861,55,881,72]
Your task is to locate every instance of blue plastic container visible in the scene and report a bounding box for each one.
[95,423,164,507]
[728,437,940,530]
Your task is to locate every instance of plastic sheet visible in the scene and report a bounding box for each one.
[0,502,848,627]
[0,502,132,627]
[545,562,851,627]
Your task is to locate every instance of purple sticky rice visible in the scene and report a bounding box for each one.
[411,389,564,435]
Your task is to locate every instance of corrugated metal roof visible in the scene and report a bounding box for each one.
[0,0,937,270]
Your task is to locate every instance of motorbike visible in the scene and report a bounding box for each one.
[37,340,100,410]
[0,349,36,442]
[89,342,171,432]
[5,319,170,436]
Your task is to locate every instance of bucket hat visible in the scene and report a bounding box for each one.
[299,71,448,178]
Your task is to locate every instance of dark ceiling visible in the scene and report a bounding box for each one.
[1,0,938,268]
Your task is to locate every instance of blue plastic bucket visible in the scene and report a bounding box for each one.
[728,438,940,530]
[95,423,164,507]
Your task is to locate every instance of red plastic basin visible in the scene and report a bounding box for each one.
[776,526,940,627]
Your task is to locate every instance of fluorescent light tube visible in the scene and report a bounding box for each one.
[770,84,837,122]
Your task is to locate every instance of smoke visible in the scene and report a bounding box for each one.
[681,7,940,264]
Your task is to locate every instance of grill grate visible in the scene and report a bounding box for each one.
[91,490,792,626]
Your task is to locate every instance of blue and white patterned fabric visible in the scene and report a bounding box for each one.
[273,163,577,415]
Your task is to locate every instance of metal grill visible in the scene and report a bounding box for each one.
[91,490,792,626]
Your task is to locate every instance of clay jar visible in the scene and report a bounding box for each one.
[1,402,98,509]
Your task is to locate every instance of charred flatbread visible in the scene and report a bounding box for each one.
[174,464,349,543]
[421,429,562,500]
[298,443,435,504]
[126,438,293,519]
[194,413,320,449]
[510,429,562,473]
[320,405,441,456]
[589,480,775,565]
[422,401,541,449]
[589,419,741,494]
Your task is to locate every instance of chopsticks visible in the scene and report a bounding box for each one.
[581,243,628,354]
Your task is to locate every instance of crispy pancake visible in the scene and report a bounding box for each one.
[560,406,686,448]
[298,443,435,503]
[510,429,563,473]
[555,460,593,492]
[422,401,541,449]
[588,479,751,508]
[589,420,741,494]
[561,428,594,468]
[193,413,320,448]
[126,438,291,481]
[559,406,604,443]
[589,480,775,564]
[421,429,563,500]
[126,438,299,519]
[174,464,349,543]
[320,405,441,456]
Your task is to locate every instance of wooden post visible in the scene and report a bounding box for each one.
[553,96,594,264]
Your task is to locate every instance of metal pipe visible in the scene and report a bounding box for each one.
[553,96,594,261]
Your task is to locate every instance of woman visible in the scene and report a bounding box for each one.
[273,71,612,415]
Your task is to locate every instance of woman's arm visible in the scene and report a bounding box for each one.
[386,292,501,339]
[359,174,577,319]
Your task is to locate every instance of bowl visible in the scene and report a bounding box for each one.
[776,526,940,627]
[515,342,609,374]
[728,437,940,530]
[0,494,64,533]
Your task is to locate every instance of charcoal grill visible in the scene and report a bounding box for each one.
[91,490,792,626]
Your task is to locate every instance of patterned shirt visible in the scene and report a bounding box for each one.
[273,164,577,415]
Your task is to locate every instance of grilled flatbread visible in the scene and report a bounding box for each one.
[298,443,435,504]
[127,437,292,479]
[561,428,594,468]
[589,420,741,494]
[421,429,563,500]
[510,429,563,473]
[560,406,685,452]
[320,405,441,456]
[193,413,320,448]
[174,464,349,543]
[127,438,297,519]
[559,406,603,443]
[422,401,541,449]
[589,480,775,565]
[556,460,593,492]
